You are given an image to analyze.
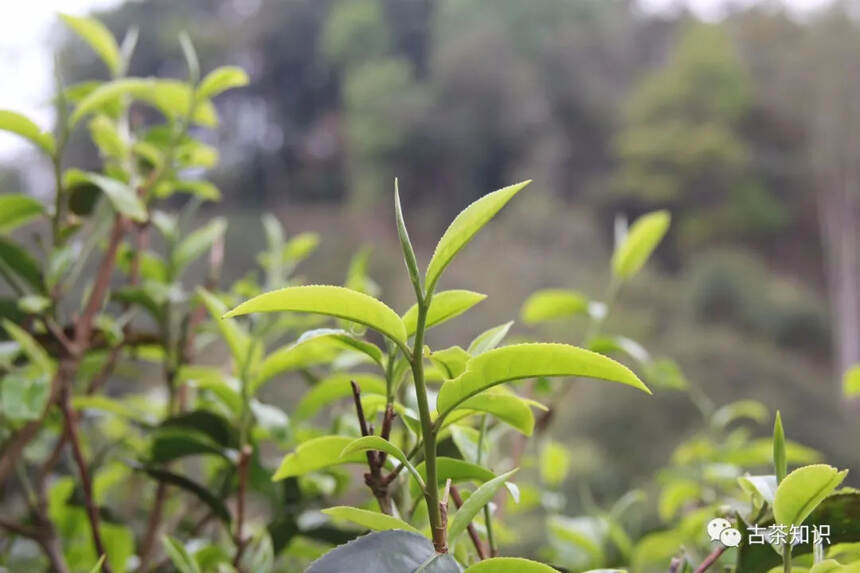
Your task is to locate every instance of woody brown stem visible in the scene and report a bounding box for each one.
[350,380,394,514]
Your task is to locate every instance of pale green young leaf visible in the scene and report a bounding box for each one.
[161,535,201,573]
[2,320,53,375]
[0,110,55,155]
[154,180,221,201]
[1,372,50,422]
[611,210,670,280]
[402,290,486,337]
[429,346,471,379]
[59,14,121,76]
[0,194,44,233]
[464,558,557,573]
[737,475,778,506]
[197,66,249,100]
[88,555,107,573]
[843,365,860,398]
[540,440,572,486]
[451,390,535,435]
[436,343,650,419]
[140,80,218,127]
[196,289,253,370]
[294,373,386,421]
[273,435,367,480]
[321,506,421,535]
[520,289,589,325]
[70,78,153,125]
[448,468,518,542]
[394,181,423,298]
[340,436,424,489]
[468,321,513,355]
[425,180,531,295]
[774,410,787,483]
[254,333,357,392]
[75,172,147,222]
[172,218,227,272]
[224,285,407,345]
[773,464,848,526]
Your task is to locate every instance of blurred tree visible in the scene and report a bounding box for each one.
[610,21,787,254]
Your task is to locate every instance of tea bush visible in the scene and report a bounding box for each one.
[0,14,857,573]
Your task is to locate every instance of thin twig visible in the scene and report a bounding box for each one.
[450,485,488,560]
[694,545,727,573]
[350,380,394,514]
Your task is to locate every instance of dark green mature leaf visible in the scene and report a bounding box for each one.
[198,66,249,100]
[321,506,421,535]
[149,428,228,463]
[0,194,43,233]
[448,468,518,542]
[161,410,236,448]
[225,285,407,345]
[737,493,860,572]
[773,464,847,526]
[402,290,486,337]
[0,236,43,292]
[142,467,231,523]
[611,210,670,280]
[425,180,531,295]
[464,558,557,572]
[273,436,367,480]
[0,110,55,154]
[59,14,121,76]
[306,530,462,573]
[436,343,650,418]
[520,289,589,325]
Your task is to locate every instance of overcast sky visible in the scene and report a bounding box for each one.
[0,0,837,157]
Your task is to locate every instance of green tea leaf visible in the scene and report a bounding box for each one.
[410,457,497,500]
[540,440,571,487]
[1,372,50,422]
[402,290,486,337]
[142,468,231,524]
[520,289,589,324]
[321,506,421,535]
[149,428,228,463]
[225,285,407,345]
[448,468,518,542]
[774,411,787,483]
[394,181,423,298]
[425,180,530,294]
[429,346,471,379]
[162,535,203,573]
[453,390,535,435]
[436,343,650,418]
[139,79,218,126]
[254,333,351,392]
[172,218,227,272]
[341,436,424,489]
[73,172,147,222]
[0,194,44,233]
[88,555,107,573]
[0,110,55,155]
[59,14,121,76]
[464,558,557,573]
[468,321,513,355]
[197,66,249,100]
[0,236,44,291]
[197,289,253,370]
[71,78,153,125]
[611,210,670,280]
[154,180,221,201]
[738,475,778,506]
[773,464,848,526]
[273,436,367,480]
[843,365,860,398]
[2,320,53,375]
[294,373,386,421]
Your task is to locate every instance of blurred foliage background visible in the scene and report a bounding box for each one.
[4,0,860,559]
